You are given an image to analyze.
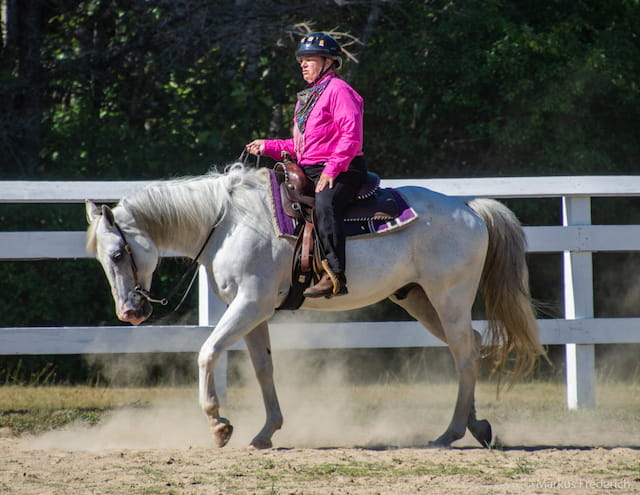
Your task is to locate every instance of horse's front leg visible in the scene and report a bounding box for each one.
[244,321,283,449]
[198,356,233,448]
[197,296,272,448]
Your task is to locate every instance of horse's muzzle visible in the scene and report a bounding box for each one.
[118,293,153,325]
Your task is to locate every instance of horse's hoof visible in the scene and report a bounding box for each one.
[249,437,273,450]
[209,418,234,448]
[469,419,492,448]
[427,439,451,449]
[428,429,463,448]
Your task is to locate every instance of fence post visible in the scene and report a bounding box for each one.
[562,196,596,409]
[198,265,228,403]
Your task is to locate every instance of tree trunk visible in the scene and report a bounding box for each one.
[0,0,43,175]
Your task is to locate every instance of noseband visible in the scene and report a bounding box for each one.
[112,221,216,309]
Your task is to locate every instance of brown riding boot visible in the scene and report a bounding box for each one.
[303,273,335,298]
[303,272,348,298]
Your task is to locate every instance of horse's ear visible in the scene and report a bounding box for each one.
[85,201,116,229]
[100,204,116,228]
[85,200,102,224]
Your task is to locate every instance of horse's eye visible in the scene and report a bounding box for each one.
[112,250,124,263]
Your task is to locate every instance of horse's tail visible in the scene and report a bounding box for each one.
[468,198,546,383]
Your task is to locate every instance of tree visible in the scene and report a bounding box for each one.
[354,0,640,177]
[1,0,46,174]
[1,0,389,179]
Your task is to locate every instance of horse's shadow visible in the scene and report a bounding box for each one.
[271,444,640,452]
[487,444,640,452]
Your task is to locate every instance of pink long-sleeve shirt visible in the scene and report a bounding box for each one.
[262,74,364,178]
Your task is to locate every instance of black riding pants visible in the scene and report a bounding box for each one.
[303,156,367,275]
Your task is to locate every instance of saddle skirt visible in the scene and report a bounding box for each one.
[268,167,418,239]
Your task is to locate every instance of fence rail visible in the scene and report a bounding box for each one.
[2,176,640,409]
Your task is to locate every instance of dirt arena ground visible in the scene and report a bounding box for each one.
[1,381,638,494]
[2,436,638,494]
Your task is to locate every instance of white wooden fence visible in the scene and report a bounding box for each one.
[2,176,640,409]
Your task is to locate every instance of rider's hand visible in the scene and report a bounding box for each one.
[246,139,265,156]
[315,173,334,192]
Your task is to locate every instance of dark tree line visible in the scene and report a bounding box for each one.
[2,1,638,180]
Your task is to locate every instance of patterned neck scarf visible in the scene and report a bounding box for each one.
[295,75,334,134]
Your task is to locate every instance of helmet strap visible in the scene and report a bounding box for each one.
[308,57,335,86]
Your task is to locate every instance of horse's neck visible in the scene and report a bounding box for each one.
[156,219,210,259]
[126,180,224,258]
[125,169,271,259]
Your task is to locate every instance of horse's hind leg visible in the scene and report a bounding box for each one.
[464,330,492,447]
[389,283,446,342]
[244,321,283,449]
[390,285,491,448]
[430,308,479,447]
[467,400,492,447]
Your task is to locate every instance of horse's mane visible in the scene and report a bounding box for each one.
[87,163,270,251]
[86,216,99,254]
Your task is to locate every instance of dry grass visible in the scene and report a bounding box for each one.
[0,385,182,411]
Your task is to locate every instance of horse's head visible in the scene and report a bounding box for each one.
[86,201,159,325]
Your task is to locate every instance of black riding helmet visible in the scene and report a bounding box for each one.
[296,32,343,69]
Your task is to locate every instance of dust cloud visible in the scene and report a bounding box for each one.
[21,346,640,452]
[23,395,211,451]
[21,349,451,452]
[19,310,640,451]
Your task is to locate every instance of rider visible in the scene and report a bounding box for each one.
[246,32,366,298]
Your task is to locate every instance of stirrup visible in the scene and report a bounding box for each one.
[321,260,347,296]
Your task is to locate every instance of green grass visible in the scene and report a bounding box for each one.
[0,408,102,434]
[510,457,535,476]
[0,386,188,434]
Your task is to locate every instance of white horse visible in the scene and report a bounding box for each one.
[86,164,544,449]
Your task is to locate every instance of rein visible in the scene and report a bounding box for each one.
[113,220,217,310]
[239,149,261,168]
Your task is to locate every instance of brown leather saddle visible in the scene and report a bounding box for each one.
[274,155,399,223]
[273,155,402,309]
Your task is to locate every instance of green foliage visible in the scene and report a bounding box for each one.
[355,0,640,177]
[4,0,639,179]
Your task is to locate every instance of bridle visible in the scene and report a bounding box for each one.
[112,221,217,309]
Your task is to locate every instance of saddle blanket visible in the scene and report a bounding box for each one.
[267,168,418,238]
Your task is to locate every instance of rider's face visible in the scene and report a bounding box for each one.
[299,56,330,84]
